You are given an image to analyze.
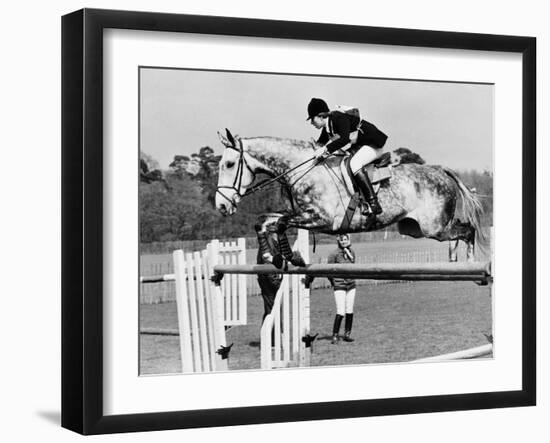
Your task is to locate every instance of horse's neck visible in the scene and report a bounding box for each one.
[244,138,310,175]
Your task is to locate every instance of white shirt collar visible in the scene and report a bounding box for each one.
[324,116,332,135]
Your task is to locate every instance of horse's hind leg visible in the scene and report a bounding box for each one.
[448,240,459,262]
[440,220,476,262]
[465,234,475,262]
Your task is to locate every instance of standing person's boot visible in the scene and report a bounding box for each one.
[331,314,343,344]
[353,169,382,216]
[342,313,355,342]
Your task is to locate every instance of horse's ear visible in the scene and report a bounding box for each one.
[225,128,236,146]
[217,130,232,147]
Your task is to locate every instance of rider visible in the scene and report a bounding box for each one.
[307,98,388,216]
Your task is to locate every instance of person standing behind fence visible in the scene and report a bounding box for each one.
[255,222,283,334]
[327,234,357,344]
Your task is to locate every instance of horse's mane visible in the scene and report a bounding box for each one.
[243,137,425,165]
[242,136,313,151]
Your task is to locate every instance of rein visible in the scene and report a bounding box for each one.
[216,138,316,209]
[245,156,316,196]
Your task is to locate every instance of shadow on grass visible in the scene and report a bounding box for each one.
[316,334,336,342]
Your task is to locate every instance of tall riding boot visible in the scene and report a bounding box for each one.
[354,169,382,216]
[343,313,355,342]
[332,314,343,344]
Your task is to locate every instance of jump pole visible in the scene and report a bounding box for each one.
[412,344,493,362]
[213,262,492,284]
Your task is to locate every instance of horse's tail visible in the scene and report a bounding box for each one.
[443,167,489,250]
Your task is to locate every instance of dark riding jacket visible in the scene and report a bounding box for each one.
[327,246,357,291]
[256,232,283,289]
[317,111,388,154]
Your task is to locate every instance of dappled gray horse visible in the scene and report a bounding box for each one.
[215,130,486,264]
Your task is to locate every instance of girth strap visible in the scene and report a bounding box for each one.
[339,193,362,232]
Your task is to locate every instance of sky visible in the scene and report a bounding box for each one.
[140,67,493,172]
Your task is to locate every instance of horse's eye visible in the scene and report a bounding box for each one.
[226,161,235,169]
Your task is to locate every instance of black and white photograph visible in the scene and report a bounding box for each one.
[139,68,494,375]
[2,0,547,439]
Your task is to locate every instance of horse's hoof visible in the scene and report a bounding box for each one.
[290,251,306,267]
[272,254,285,269]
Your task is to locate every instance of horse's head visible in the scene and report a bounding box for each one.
[215,129,257,216]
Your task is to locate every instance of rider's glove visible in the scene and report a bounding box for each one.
[314,147,329,161]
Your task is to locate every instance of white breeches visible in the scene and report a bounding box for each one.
[334,288,356,316]
[350,145,383,174]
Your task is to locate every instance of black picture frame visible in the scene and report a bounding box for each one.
[62,8,536,435]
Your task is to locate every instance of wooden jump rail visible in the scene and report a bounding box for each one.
[140,274,206,283]
[213,261,492,284]
[140,274,175,283]
[412,343,493,362]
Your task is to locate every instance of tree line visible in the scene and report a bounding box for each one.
[139,147,493,243]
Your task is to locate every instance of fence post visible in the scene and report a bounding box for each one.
[193,251,210,372]
[206,240,229,371]
[237,238,247,325]
[173,250,194,373]
[295,229,311,367]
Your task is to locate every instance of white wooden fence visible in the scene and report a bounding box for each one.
[260,230,311,369]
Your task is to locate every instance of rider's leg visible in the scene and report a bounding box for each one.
[350,146,383,215]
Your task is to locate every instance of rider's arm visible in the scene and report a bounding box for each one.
[316,128,329,146]
[325,113,351,153]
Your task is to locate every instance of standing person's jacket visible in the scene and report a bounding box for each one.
[327,246,357,291]
[317,110,388,154]
[256,233,283,288]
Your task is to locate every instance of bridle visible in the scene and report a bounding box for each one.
[215,138,257,211]
[216,137,317,211]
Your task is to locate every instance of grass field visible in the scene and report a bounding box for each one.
[140,280,492,375]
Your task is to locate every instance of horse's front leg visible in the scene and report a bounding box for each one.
[274,215,307,268]
[273,216,306,268]
[254,213,307,269]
